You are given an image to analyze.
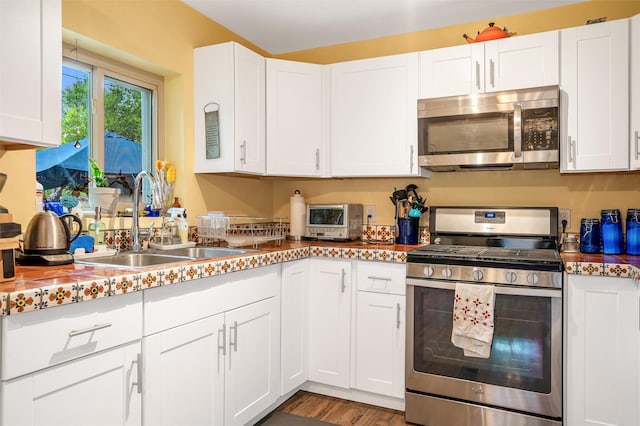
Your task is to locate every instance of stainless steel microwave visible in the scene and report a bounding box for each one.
[417,85,559,171]
[306,204,363,241]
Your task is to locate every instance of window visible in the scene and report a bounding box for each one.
[36,43,163,213]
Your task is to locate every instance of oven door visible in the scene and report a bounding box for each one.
[406,278,562,419]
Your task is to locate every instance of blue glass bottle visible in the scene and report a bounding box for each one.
[626,209,640,255]
[579,218,601,254]
[600,209,623,254]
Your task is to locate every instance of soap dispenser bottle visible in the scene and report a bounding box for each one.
[88,206,106,244]
[177,212,189,244]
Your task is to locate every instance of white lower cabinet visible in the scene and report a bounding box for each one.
[566,274,639,426]
[0,292,143,426]
[308,258,352,388]
[354,262,406,398]
[142,266,280,426]
[143,315,224,426]
[281,259,309,394]
[2,341,141,426]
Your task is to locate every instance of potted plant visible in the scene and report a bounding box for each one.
[87,158,120,214]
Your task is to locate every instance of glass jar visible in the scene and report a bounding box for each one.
[579,218,601,254]
[600,209,623,254]
[626,209,640,255]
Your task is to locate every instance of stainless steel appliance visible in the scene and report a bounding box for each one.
[417,85,559,171]
[305,204,363,241]
[405,206,563,426]
[17,211,82,266]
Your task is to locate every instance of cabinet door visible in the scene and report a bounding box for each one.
[1,342,141,426]
[0,0,61,147]
[266,59,326,176]
[355,291,405,398]
[281,259,309,394]
[193,42,265,175]
[308,259,352,388]
[143,314,224,426]
[484,30,559,93]
[224,296,280,426]
[330,53,420,177]
[631,14,640,170]
[566,275,639,426]
[560,19,629,172]
[234,44,266,174]
[419,44,484,97]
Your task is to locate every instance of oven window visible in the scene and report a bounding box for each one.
[413,287,551,393]
[419,112,513,154]
[309,208,344,225]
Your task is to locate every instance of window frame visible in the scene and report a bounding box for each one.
[61,42,165,200]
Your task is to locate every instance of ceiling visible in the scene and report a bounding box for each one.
[182,0,586,54]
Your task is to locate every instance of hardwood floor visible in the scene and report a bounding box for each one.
[274,391,414,425]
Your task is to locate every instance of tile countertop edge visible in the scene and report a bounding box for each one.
[561,252,640,280]
[0,241,419,316]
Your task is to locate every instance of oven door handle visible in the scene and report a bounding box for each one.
[406,278,561,298]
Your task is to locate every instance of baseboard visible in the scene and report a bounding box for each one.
[301,381,405,411]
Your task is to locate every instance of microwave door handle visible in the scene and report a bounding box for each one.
[513,103,522,159]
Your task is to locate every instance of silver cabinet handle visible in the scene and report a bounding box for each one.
[489,59,495,88]
[218,323,227,356]
[68,323,112,337]
[513,103,522,158]
[132,353,142,394]
[410,145,414,174]
[567,136,576,167]
[229,321,238,352]
[240,141,247,165]
[340,269,346,293]
[635,131,639,161]
[367,275,392,282]
[475,61,481,90]
[396,303,401,329]
[315,148,320,171]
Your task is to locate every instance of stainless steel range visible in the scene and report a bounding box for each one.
[405,206,563,426]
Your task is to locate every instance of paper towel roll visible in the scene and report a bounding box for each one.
[290,190,306,240]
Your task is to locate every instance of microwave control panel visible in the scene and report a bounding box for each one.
[522,108,558,151]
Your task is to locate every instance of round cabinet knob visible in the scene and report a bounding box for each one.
[442,267,453,279]
[527,273,539,285]
[505,271,518,283]
[472,268,484,281]
[423,266,435,277]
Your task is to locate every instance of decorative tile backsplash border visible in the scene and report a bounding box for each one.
[102,223,430,251]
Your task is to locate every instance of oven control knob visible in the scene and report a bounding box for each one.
[472,269,484,281]
[527,273,539,285]
[442,267,452,279]
[505,271,518,283]
[423,266,434,277]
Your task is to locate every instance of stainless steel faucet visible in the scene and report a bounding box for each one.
[132,171,163,252]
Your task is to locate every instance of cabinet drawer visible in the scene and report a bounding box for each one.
[1,292,142,380]
[144,265,279,336]
[357,262,406,295]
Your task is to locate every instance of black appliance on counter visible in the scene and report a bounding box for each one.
[405,206,563,426]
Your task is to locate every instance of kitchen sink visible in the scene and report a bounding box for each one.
[157,247,256,259]
[75,247,255,268]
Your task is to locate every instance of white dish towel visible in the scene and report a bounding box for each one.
[451,283,496,358]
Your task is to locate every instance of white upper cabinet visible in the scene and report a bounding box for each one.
[194,41,266,175]
[631,14,640,171]
[330,53,426,177]
[419,31,559,98]
[560,19,629,172]
[0,0,61,148]
[266,59,328,177]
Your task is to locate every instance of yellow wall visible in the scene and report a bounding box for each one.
[1,0,639,232]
